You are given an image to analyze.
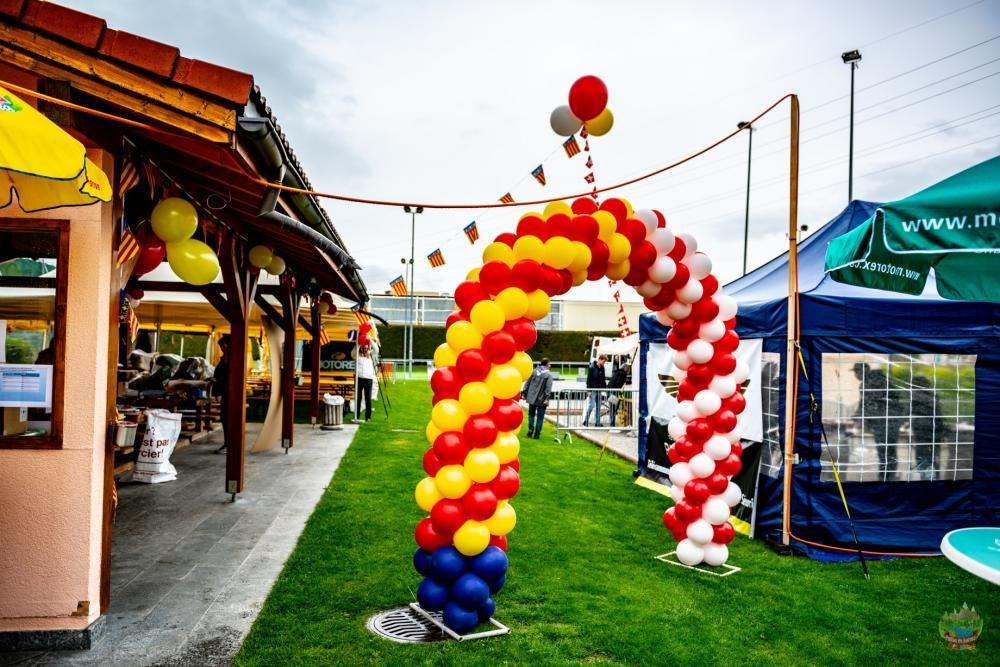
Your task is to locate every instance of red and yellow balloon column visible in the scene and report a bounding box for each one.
[413,194,745,631]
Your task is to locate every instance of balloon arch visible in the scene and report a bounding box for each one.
[412,196,748,632]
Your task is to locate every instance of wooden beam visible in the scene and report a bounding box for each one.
[278,283,301,449]
[199,288,229,318]
[310,302,321,425]
[298,315,315,338]
[136,280,286,296]
[253,294,283,325]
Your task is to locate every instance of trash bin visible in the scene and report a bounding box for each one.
[321,394,345,431]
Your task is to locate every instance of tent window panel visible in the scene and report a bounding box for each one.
[820,353,975,483]
[759,352,782,479]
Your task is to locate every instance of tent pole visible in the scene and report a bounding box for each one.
[781,95,801,547]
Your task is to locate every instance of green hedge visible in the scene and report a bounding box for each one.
[378,325,620,363]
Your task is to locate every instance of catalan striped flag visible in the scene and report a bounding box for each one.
[119,157,140,198]
[119,291,140,342]
[531,165,546,186]
[390,275,408,296]
[351,304,372,324]
[318,325,330,346]
[499,192,515,205]
[427,249,445,268]
[463,221,479,244]
[116,223,141,267]
[563,135,581,158]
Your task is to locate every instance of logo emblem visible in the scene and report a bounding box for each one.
[939,603,983,650]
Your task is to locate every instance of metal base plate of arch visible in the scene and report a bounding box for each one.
[409,603,511,642]
[655,551,742,577]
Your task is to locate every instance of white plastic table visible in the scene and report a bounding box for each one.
[940,527,1000,585]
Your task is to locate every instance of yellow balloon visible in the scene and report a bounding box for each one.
[512,235,545,262]
[607,259,630,281]
[151,197,198,242]
[568,241,592,273]
[483,241,515,267]
[470,300,505,334]
[248,245,273,269]
[524,289,551,321]
[265,255,286,276]
[542,236,575,270]
[608,233,632,264]
[458,381,494,416]
[486,364,523,400]
[594,210,617,241]
[543,201,572,219]
[464,448,501,483]
[511,351,534,380]
[488,431,521,464]
[434,342,458,368]
[167,239,220,286]
[485,501,517,536]
[415,477,442,512]
[435,465,472,499]
[426,420,443,444]
[571,268,588,286]
[584,107,614,136]
[453,520,491,556]
[622,198,634,217]
[445,320,483,353]
[431,399,468,432]
[495,287,529,320]
[466,266,481,282]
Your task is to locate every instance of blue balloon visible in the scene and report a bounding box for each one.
[488,574,506,594]
[431,546,467,583]
[413,548,434,576]
[478,596,497,622]
[450,573,490,609]
[417,577,449,612]
[443,601,480,634]
[470,546,508,581]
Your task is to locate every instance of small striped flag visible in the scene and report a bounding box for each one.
[119,157,140,197]
[119,291,139,342]
[563,135,581,158]
[463,221,479,244]
[116,224,141,267]
[351,304,372,324]
[499,192,515,205]
[318,325,330,346]
[531,164,546,186]
[390,275,408,296]
[427,249,445,268]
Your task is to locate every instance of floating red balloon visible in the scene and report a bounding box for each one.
[568,75,608,121]
[132,234,166,276]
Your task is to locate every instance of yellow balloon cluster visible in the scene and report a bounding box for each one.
[151,198,221,286]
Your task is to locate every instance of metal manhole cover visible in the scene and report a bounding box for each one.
[367,606,447,643]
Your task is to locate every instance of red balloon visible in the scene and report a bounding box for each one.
[672,318,699,340]
[620,219,647,249]
[713,521,735,544]
[480,261,513,295]
[722,391,747,415]
[489,534,508,551]
[489,399,523,431]
[568,75,608,122]
[671,528,688,542]
[650,287,676,310]
[668,237,687,261]
[456,350,491,383]
[571,197,599,215]
[685,364,713,388]
[504,318,537,351]
[710,352,738,375]
[730,441,743,457]
[667,262,690,290]
[711,409,738,433]
[599,197,628,224]
[125,284,145,299]
[717,453,742,477]
[415,517,451,551]
[431,499,467,534]
[701,275,719,297]
[684,479,712,504]
[445,311,470,329]
[517,215,547,240]
[423,448,443,476]
[482,331,517,364]
[623,264,647,287]
[706,472,729,495]
[511,260,543,292]
[431,367,461,396]
[667,444,683,464]
[491,465,520,499]
[674,436,700,460]
[132,234,166,276]
[643,297,660,312]
[463,484,499,521]
[653,210,667,228]
[538,266,563,296]
[685,418,713,443]
[716,330,740,354]
[691,299,720,323]
[589,240,610,270]
[432,391,454,405]
[629,241,657,270]
[557,269,573,295]
[677,380,696,401]
[507,457,520,472]
[433,432,469,464]
[464,415,498,448]
[724,317,737,330]
[568,215,599,244]
[673,498,701,523]
[495,232,518,247]
[455,281,489,312]
[665,328,691,351]
[662,507,681,531]
[546,213,572,239]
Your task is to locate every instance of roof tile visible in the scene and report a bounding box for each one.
[98,29,179,78]
[21,0,105,49]
[172,56,252,106]
[0,0,25,19]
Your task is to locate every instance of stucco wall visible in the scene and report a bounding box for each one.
[0,148,113,631]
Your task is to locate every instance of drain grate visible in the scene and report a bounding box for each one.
[367,606,447,643]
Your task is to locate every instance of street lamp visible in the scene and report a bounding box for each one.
[842,49,862,202]
[738,121,754,276]
[403,205,423,379]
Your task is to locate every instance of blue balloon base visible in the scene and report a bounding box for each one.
[409,602,511,642]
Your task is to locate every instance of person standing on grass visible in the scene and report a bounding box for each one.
[524,358,553,439]
[583,354,607,427]
[356,346,376,421]
[212,335,231,454]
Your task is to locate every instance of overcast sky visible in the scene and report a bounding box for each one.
[67,0,1000,303]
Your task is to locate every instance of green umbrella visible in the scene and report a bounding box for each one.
[825,154,1000,302]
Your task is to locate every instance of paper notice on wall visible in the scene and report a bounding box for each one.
[0,363,53,408]
[129,409,182,484]
[0,321,6,363]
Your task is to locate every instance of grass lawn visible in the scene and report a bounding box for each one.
[236,379,997,666]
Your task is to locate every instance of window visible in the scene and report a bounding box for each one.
[821,353,975,483]
[0,220,67,448]
[759,352,783,479]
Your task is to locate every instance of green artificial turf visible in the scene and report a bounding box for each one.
[235,379,997,666]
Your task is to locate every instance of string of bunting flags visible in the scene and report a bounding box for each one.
[608,279,633,337]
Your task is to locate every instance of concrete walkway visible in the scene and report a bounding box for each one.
[9,422,356,667]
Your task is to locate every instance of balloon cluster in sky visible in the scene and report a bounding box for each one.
[549,75,614,137]
[413,193,744,632]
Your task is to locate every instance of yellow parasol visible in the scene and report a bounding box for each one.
[0,84,111,212]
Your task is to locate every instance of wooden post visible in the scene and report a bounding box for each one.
[278,283,300,450]
[781,95,801,546]
[310,302,321,426]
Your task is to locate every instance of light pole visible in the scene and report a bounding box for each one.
[738,121,754,276]
[403,205,422,379]
[842,49,862,202]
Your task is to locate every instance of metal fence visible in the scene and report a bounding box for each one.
[549,388,639,443]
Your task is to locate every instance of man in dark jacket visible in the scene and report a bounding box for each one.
[523,358,553,439]
[213,335,231,454]
[583,354,607,427]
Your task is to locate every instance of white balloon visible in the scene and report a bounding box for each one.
[676,232,698,256]
[666,301,692,321]
[634,209,659,235]
[637,280,660,297]
[668,417,687,440]
[722,482,743,507]
[699,318,726,342]
[670,366,687,382]
[686,519,714,545]
[672,351,691,370]
[670,484,686,503]
[702,498,731,524]
[709,375,737,398]
[704,435,732,460]
[648,256,677,283]
[702,542,729,566]
[677,277,704,304]
[689,452,716,478]
[677,400,700,423]
[655,309,674,327]
[724,428,742,444]
[716,293,738,320]
[686,339,714,364]
[733,359,751,383]
[550,105,582,136]
[675,539,705,566]
[668,462,694,488]
[694,389,722,416]
[649,228,675,254]
[688,253,713,279]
